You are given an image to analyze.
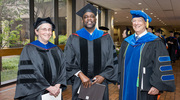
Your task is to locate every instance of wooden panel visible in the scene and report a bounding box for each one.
[58,44,65,51]
[0,48,23,56]
[0,44,65,57]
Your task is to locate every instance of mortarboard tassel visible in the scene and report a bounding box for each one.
[53,31,56,39]
[146,19,149,28]
[128,31,130,35]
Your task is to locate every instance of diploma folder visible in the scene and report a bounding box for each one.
[78,83,106,100]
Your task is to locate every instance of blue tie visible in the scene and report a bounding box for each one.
[136,36,139,41]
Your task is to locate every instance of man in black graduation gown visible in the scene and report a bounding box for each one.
[64,3,118,100]
[118,10,175,100]
[155,29,166,45]
[166,31,178,63]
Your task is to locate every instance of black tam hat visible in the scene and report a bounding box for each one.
[76,3,101,17]
[99,26,109,30]
[33,17,55,31]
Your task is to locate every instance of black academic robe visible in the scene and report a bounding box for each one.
[64,33,118,100]
[14,42,67,100]
[166,37,178,62]
[118,37,175,100]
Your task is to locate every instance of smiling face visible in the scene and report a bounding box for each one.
[35,23,52,44]
[132,17,146,35]
[82,12,96,29]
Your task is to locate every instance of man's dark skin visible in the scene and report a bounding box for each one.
[78,11,105,88]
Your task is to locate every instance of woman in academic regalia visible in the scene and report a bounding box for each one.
[14,17,66,100]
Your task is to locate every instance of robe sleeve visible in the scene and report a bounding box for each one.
[54,47,67,88]
[99,35,118,83]
[14,45,50,99]
[117,41,127,84]
[150,40,176,92]
[64,35,81,80]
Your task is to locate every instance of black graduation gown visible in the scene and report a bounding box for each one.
[64,33,118,100]
[118,38,175,100]
[166,37,178,62]
[14,42,67,100]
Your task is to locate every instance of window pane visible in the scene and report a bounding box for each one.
[0,0,30,48]
[34,0,54,18]
[1,56,19,83]
[58,0,67,45]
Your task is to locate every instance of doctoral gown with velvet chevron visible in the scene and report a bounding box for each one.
[14,40,66,100]
[118,32,175,100]
[64,28,118,100]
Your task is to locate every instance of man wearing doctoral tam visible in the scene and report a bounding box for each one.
[118,10,175,100]
[64,3,118,100]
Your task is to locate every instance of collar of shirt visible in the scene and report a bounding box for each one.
[135,30,147,38]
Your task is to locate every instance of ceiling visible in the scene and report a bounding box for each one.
[88,0,180,31]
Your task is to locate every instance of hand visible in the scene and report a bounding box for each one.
[55,84,61,88]
[148,87,159,95]
[118,85,120,89]
[78,72,91,88]
[92,75,105,85]
[46,86,60,97]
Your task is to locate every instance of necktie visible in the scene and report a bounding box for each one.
[136,36,139,41]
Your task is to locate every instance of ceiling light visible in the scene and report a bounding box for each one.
[115,12,117,14]
[150,13,153,15]
[154,16,156,17]
[126,16,129,18]
[138,3,142,5]
[145,8,148,10]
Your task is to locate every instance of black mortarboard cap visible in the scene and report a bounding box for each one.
[174,32,179,36]
[149,26,154,30]
[99,26,109,30]
[33,17,55,31]
[169,31,174,33]
[155,29,163,34]
[76,3,101,17]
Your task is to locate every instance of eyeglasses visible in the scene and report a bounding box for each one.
[39,28,52,32]
[131,19,144,23]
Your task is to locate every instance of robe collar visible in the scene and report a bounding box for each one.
[76,28,104,41]
[135,30,147,38]
[125,32,158,46]
[29,40,56,50]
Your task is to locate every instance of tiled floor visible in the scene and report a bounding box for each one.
[0,59,180,100]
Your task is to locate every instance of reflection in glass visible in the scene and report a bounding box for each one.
[1,56,20,82]
[0,0,30,48]
[58,0,67,45]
